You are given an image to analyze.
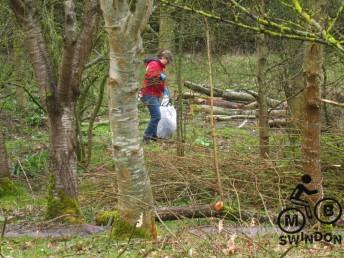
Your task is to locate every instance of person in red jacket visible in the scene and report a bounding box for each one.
[140,50,173,142]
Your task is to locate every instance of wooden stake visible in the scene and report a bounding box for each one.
[205,19,224,201]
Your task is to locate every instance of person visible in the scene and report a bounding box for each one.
[289,174,318,218]
[140,50,173,143]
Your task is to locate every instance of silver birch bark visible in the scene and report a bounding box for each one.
[100,0,157,239]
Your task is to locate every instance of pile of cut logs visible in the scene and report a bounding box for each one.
[183,81,288,127]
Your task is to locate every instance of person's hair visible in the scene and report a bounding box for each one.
[157,49,173,63]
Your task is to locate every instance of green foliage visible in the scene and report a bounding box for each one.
[14,150,49,177]
[0,177,18,197]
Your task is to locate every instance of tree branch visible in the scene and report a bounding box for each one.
[159,0,344,54]
[71,0,101,99]
[10,0,57,100]
[129,0,153,35]
[58,0,78,102]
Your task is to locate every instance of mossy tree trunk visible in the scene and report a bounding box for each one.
[256,0,269,159]
[100,0,157,239]
[302,0,325,206]
[10,0,100,221]
[0,120,15,196]
[0,126,10,179]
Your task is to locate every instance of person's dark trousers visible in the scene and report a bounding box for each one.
[141,95,161,141]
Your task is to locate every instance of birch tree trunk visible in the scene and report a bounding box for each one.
[100,0,156,239]
[10,0,100,222]
[302,0,325,206]
[256,1,269,158]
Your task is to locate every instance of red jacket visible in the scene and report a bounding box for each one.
[141,59,165,97]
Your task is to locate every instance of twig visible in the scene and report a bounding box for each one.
[279,245,295,258]
[17,159,34,196]
[5,82,47,113]
[321,98,344,108]
[205,18,224,201]
[0,214,8,258]
[116,224,136,258]
[232,180,243,223]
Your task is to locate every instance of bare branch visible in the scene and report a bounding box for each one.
[10,0,57,99]
[58,0,78,102]
[129,0,153,35]
[160,0,344,54]
[71,0,101,98]
[99,0,117,26]
[327,2,344,33]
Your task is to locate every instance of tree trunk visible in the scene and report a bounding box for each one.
[10,0,100,221]
[302,42,323,205]
[0,120,14,196]
[0,129,10,179]
[176,12,184,157]
[159,5,175,51]
[14,50,27,111]
[100,0,156,239]
[46,101,81,222]
[256,8,269,158]
[302,1,325,206]
[284,40,304,131]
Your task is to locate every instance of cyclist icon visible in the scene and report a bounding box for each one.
[278,174,342,234]
[289,174,318,219]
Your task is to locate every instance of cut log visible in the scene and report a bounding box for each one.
[184,81,285,107]
[155,204,269,222]
[243,101,258,109]
[191,97,243,109]
[211,115,288,127]
[193,105,287,117]
[183,81,223,97]
[268,118,288,127]
[156,204,221,221]
[182,92,204,99]
[211,115,256,121]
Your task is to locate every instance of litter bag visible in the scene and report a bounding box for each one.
[157,97,177,139]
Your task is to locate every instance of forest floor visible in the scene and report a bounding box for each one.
[1,109,344,257]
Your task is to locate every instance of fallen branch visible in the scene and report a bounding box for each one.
[211,115,256,121]
[191,97,243,109]
[211,115,288,127]
[193,105,287,117]
[156,204,220,220]
[322,98,344,108]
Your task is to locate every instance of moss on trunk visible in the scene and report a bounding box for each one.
[95,210,149,239]
[0,177,18,197]
[46,176,83,223]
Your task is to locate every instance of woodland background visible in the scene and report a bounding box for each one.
[0,0,343,257]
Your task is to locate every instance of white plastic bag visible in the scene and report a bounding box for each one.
[157,97,177,139]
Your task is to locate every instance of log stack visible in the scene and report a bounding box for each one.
[183,81,288,128]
